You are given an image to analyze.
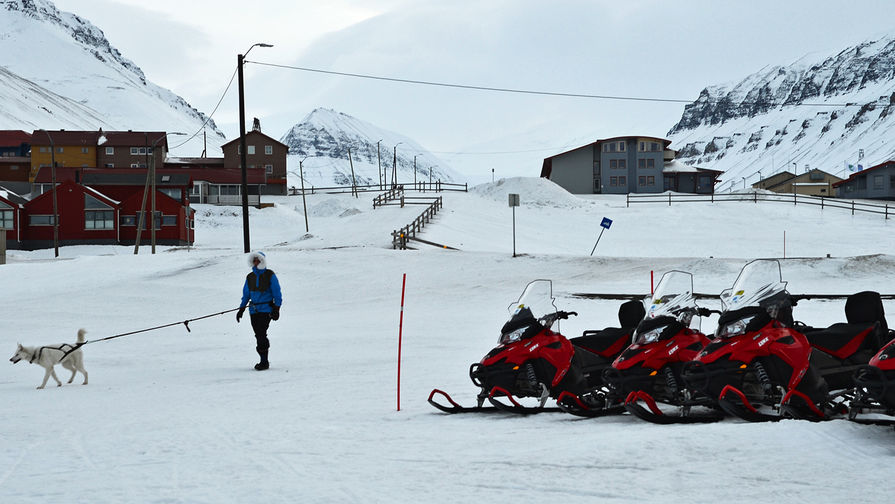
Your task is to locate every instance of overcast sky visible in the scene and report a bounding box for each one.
[49,0,895,176]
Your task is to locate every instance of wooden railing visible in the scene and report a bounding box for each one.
[626,191,892,218]
[373,185,405,208]
[391,197,446,250]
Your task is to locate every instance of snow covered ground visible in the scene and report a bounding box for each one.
[2,177,893,503]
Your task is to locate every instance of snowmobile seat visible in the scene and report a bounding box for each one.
[845,291,889,346]
[572,300,645,358]
[618,299,647,329]
[804,291,888,361]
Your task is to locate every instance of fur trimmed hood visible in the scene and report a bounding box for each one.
[248,251,268,270]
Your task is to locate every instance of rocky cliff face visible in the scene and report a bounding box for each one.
[668,35,895,191]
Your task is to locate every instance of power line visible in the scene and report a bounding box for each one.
[248,60,858,108]
[170,66,239,151]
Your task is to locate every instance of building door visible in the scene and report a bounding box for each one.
[592,161,601,193]
[678,174,696,193]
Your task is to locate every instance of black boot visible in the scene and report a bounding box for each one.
[254,351,269,371]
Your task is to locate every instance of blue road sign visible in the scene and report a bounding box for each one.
[600,217,613,229]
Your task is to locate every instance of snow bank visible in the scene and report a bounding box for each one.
[470,176,585,208]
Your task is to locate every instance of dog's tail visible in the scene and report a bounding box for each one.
[77,328,87,343]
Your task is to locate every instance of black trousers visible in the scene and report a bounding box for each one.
[250,312,272,355]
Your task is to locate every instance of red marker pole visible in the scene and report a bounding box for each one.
[651,270,654,296]
[397,273,407,411]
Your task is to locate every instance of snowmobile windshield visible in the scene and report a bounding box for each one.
[719,259,788,313]
[644,271,695,321]
[500,280,557,344]
[633,271,694,345]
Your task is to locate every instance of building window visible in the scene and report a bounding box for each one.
[136,211,163,230]
[85,194,114,230]
[130,163,147,169]
[105,163,114,168]
[636,158,655,169]
[247,145,256,155]
[0,202,13,229]
[39,146,49,153]
[160,188,181,200]
[618,175,626,186]
[265,164,273,175]
[162,215,176,226]
[81,147,89,154]
[610,176,618,186]
[130,147,152,155]
[265,145,273,155]
[57,147,63,153]
[120,215,136,227]
[617,159,626,169]
[105,147,114,155]
[857,176,867,190]
[29,215,56,226]
[890,175,895,189]
[85,210,114,229]
[618,141,626,152]
[639,176,655,186]
[874,175,884,190]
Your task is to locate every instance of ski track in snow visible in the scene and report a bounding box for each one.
[1,177,893,503]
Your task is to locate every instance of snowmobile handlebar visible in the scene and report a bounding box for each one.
[538,311,578,326]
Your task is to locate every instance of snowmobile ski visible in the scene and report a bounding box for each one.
[555,391,626,418]
[485,386,565,414]
[428,389,506,414]
[716,385,784,422]
[623,390,724,424]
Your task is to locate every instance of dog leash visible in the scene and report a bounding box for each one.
[58,307,243,360]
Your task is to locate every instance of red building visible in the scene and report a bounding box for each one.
[21,180,120,249]
[1,188,26,247]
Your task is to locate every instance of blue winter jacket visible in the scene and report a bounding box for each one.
[240,265,283,314]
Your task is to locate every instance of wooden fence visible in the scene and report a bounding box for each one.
[289,181,467,196]
[626,191,892,218]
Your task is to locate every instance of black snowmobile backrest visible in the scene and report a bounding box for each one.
[618,300,646,329]
[845,291,888,346]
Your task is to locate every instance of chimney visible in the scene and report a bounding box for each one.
[252,118,261,132]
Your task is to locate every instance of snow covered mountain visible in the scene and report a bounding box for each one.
[668,35,895,192]
[281,108,463,187]
[0,0,225,155]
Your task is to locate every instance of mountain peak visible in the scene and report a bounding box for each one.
[668,32,895,191]
[280,108,461,187]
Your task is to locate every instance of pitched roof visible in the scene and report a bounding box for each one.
[98,131,169,148]
[832,160,895,187]
[0,130,32,146]
[81,170,192,187]
[220,130,287,149]
[30,130,101,146]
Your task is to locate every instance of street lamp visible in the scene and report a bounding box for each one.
[38,129,59,257]
[134,132,186,254]
[299,156,309,232]
[238,42,273,253]
[413,155,418,186]
[392,142,402,188]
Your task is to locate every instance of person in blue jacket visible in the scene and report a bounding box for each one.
[237,251,283,370]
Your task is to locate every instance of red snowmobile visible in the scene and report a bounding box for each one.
[682,259,887,422]
[850,323,895,424]
[559,271,724,422]
[428,279,643,414]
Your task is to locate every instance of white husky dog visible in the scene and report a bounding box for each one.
[9,328,89,389]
